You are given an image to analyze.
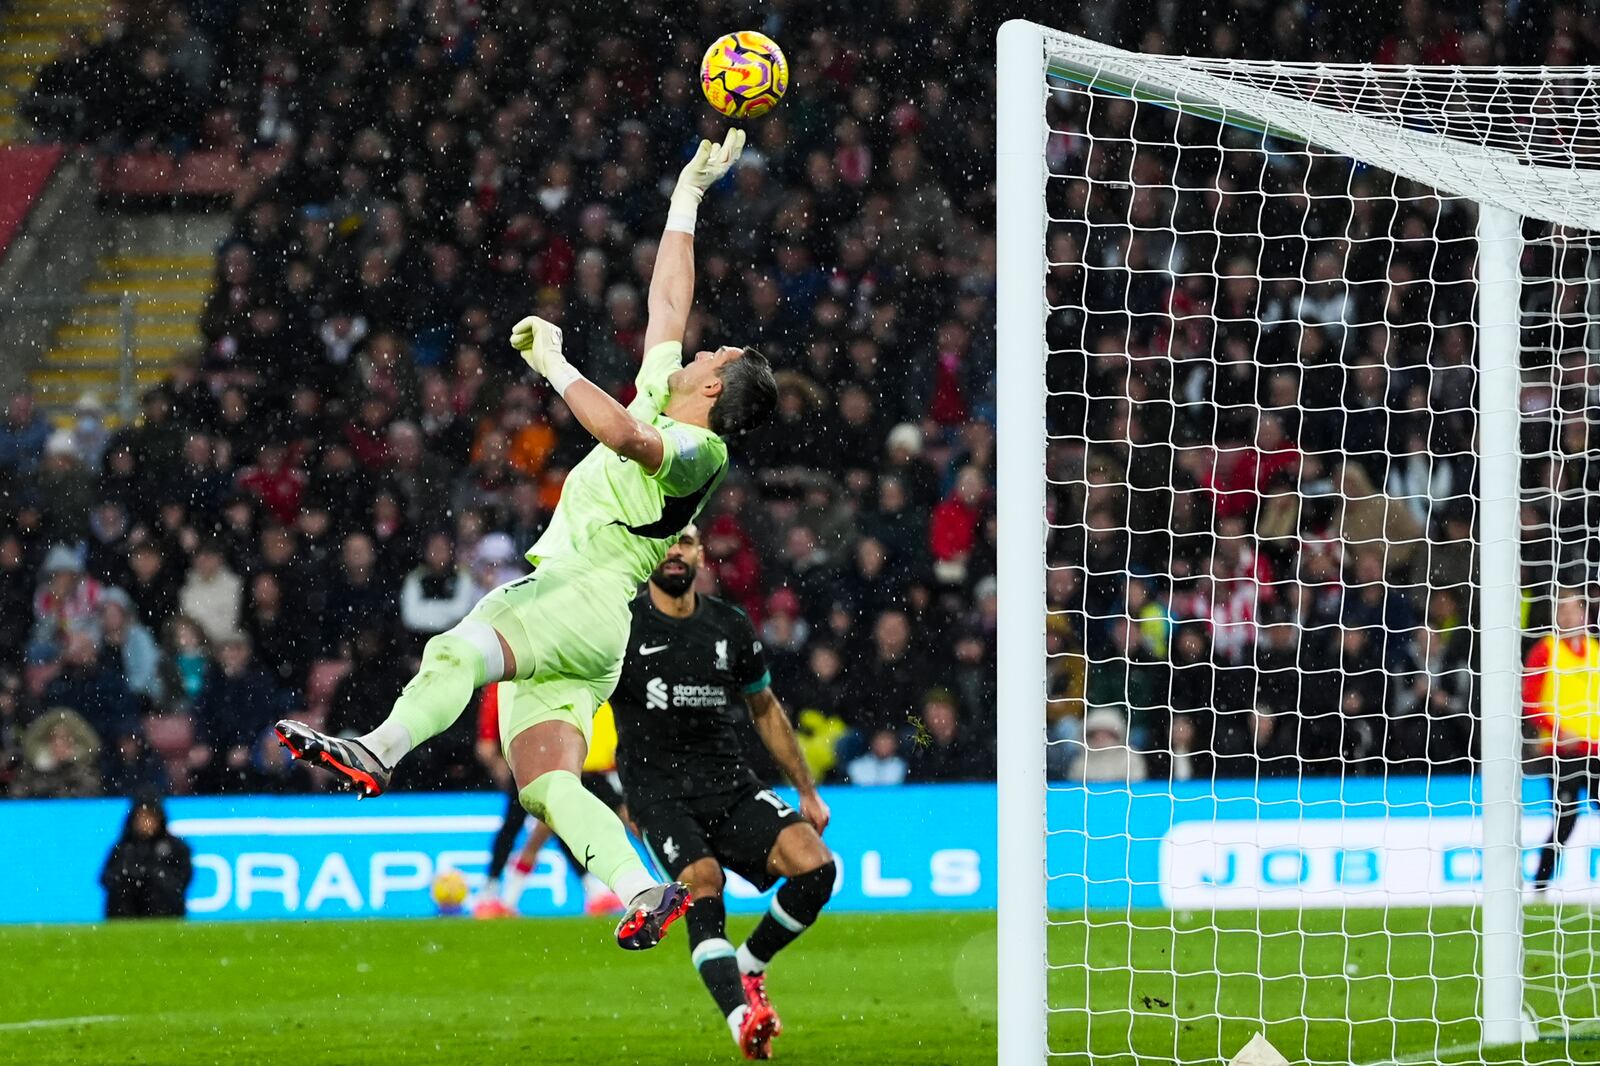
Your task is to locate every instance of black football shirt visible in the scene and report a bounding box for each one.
[611,591,772,806]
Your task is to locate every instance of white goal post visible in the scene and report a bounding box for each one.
[996,17,1600,1066]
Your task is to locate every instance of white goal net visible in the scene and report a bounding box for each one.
[995,20,1600,1066]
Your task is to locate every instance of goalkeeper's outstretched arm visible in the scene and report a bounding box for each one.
[645,128,745,351]
[507,130,744,472]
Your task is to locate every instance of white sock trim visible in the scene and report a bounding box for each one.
[692,937,736,969]
[736,942,767,975]
[358,720,414,768]
[452,620,505,682]
[768,894,808,934]
[727,1004,747,1041]
[613,866,658,907]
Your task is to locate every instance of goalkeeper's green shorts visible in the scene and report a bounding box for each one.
[466,559,635,749]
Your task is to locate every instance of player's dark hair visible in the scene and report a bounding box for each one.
[709,347,777,440]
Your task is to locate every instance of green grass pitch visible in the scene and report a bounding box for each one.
[9,906,1600,1065]
[0,911,999,1065]
[1051,906,1600,1066]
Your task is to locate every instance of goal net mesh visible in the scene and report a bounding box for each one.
[1037,28,1600,1066]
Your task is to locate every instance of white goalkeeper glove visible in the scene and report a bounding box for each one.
[509,315,581,396]
[666,127,746,235]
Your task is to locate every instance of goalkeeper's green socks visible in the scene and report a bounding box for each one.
[359,632,485,768]
[520,770,657,903]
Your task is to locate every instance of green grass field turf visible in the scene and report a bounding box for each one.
[1051,906,1600,1065]
[10,906,1600,1065]
[0,911,999,1065]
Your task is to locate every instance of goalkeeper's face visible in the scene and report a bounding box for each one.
[670,345,745,398]
[651,526,703,597]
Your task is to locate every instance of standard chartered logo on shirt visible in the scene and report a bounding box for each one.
[645,677,729,711]
[646,677,670,710]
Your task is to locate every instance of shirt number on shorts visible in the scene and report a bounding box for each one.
[755,789,794,816]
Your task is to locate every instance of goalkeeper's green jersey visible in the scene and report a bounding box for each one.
[525,341,728,584]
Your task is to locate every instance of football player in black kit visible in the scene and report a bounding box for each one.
[611,524,834,1061]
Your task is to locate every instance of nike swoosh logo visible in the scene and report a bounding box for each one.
[639,644,669,655]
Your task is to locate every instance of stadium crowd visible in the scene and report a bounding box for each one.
[1043,34,1600,782]
[1,3,1005,798]
[7,0,1600,799]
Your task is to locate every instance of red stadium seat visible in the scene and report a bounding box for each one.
[97,150,179,197]
[177,149,245,196]
[248,145,292,177]
[143,713,195,757]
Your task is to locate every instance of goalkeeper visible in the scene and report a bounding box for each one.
[275,129,777,950]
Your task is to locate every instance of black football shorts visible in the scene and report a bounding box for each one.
[634,783,806,891]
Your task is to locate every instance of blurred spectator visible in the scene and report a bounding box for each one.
[846,729,907,786]
[1337,462,1425,585]
[1214,705,1301,779]
[119,46,193,148]
[400,532,479,645]
[929,465,990,587]
[906,691,991,782]
[846,610,927,738]
[324,533,396,654]
[1391,624,1474,773]
[0,391,50,477]
[244,572,312,691]
[101,792,192,919]
[39,430,96,539]
[178,542,244,645]
[13,707,102,798]
[466,532,524,593]
[1168,714,1206,782]
[237,441,307,526]
[1068,707,1149,783]
[30,546,105,663]
[125,542,181,634]
[85,500,133,590]
[192,634,295,792]
[100,588,166,706]
[71,393,112,471]
[883,423,941,510]
[44,632,139,745]
[163,616,211,709]
[387,421,454,523]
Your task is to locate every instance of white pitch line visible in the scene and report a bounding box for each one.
[1355,1040,1483,1066]
[0,1015,126,1032]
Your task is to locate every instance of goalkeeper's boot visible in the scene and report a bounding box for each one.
[737,997,780,1061]
[614,881,692,950]
[274,719,391,799]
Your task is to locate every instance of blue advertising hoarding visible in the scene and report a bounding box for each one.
[1,784,996,923]
[1050,775,1578,909]
[6,777,1580,923]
